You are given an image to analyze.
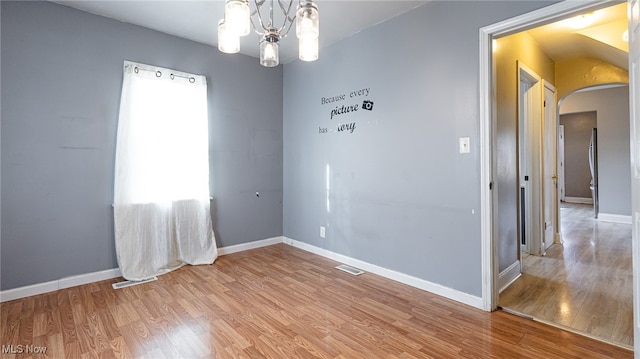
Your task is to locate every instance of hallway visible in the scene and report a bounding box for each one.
[499,203,633,348]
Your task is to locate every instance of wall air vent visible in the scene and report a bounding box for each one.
[111,276,158,289]
[335,264,365,276]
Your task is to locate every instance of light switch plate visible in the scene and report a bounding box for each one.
[459,137,470,154]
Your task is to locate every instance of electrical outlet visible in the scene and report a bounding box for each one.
[320,226,326,238]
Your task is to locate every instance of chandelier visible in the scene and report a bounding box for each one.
[217,0,319,67]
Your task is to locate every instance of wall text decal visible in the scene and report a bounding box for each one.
[319,87,374,135]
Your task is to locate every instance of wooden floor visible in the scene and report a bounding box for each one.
[1,244,632,358]
[500,202,633,349]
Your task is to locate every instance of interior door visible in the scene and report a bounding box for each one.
[518,62,543,257]
[543,81,557,250]
[628,0,640,354]
[519,79,532,254]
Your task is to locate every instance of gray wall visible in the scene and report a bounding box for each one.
[560,86,631,215]
[1,1,283,290]
[559,111,597,199]
[283,1,555,297]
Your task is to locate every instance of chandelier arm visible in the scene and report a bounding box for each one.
[249,13,266,35]
[253,0,270,32]
[269,0,274,28]
[276,0,296,34]
[277,0,293,19]
[279,14,296,37]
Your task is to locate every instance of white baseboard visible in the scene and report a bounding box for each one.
[59,268,122,290]
[563,197,593,204]
[0,268,123,303]
[283,237,484,310]
[554,232,562,244]
[498,260,521,293]
[0,236,285,303]
[3,235,485,311]
[598,213,632,224]
[217,236,284,255]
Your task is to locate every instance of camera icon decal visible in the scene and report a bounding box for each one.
[362,100,374,111]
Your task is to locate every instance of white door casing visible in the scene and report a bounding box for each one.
[628,0,640,355]
[559,125,566,203]
[543,81,557,251]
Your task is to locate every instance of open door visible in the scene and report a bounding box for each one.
[518,62,544,257]
[629,0,640,354]
[542,81,557,251]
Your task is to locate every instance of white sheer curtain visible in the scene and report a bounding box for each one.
[114,61,217,281]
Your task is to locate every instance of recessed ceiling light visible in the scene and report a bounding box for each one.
[562,12,596,29]
[622,29,629,43]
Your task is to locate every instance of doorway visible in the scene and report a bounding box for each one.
[479,0,639,353]
[558,111,598,207]
[500,24,632,352]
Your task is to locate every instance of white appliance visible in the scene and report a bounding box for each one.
[589,128,598,218]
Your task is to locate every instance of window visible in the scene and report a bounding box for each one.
[113,61,216,280]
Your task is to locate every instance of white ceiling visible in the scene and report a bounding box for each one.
[53,0,429,64]
[52,1,629,69]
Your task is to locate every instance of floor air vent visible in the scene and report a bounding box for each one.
[335,264,365,276]
[112,276,158,289]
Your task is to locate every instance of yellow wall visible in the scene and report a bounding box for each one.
[555,57,628,100]
[494,31,555,273]
[496,32,556,87]
[495,31,555,154]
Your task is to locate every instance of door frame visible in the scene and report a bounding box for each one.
[627,0,639,352]
[543,80,558,250]
[479,0,626,312]
[559,124,566,203]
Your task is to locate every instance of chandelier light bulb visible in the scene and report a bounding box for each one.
[225,0,250,36]
[265,45,275,59]
[260,33,280,67]
[299,37,318,62]
[298,16,315,38]
[262,43,278,66]
[296,2,319,40]
[218,20,240,54]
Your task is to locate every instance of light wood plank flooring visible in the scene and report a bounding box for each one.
[500,202,633,349]
[2,243,632,358]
